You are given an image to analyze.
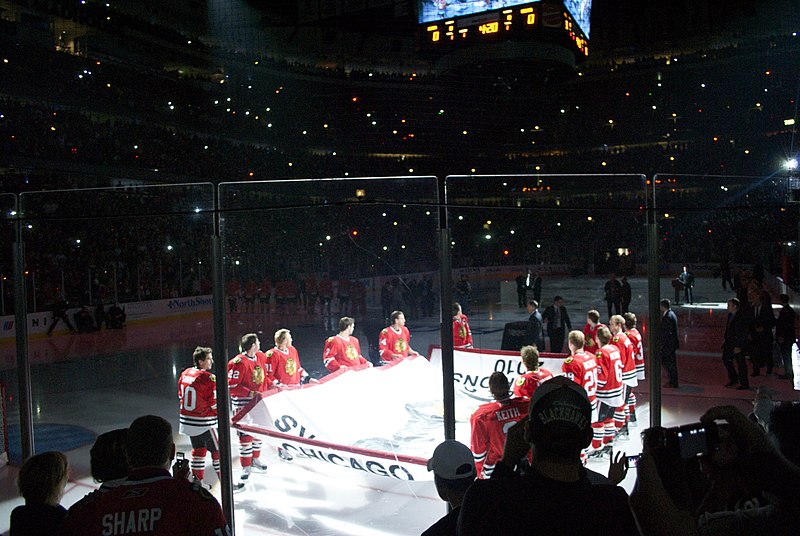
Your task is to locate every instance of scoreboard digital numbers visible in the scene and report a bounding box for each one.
[419,1,590,57]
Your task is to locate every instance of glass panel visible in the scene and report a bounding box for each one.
[219,176,444,533]
[654,173,797,417]
[15,183,214,476]
[0,193,18,464]
[446,173,648,474]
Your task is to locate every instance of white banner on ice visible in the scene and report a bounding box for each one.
[234,355,444,481]
[234,346,569,483]
[429,346,566,404]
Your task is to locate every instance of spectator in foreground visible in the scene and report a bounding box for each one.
[10,451,70,536]
[423,440,476,536]
[62,415,230,535]
[457,376,638,535]
[630,405,800,536]
[89,428,130,485]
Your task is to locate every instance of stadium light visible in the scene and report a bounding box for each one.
[787,158,798,171]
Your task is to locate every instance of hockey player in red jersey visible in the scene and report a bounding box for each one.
[178,346,243,492]
[270,328,318,386]
[470,372,530,479]
[623,312,644,426]
[562,330,601,456]
[323,317,371,372]
[594,326,625,453]
[62,415,230,536]
[610,315,638,437]
[582,309,605,354]
[228,333,269,482]
[453,302,474,349]
[378,311,420,364]
[513,345,553,399]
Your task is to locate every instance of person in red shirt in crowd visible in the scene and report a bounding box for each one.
[228,333,270,483]
[470,372,530,479]
[318,277,333,315]
[453,302,474,349]
[305,276,318,314]
[379,310,420,364]
[513,345,553,399]
[562,330,601,458]
[269,328,319,386]
[351,279,367,316]
[62,415,230,536]
[609,314,638,437]
[337,278,351,315]
[178,346,243,491]
[258,277,272,315]
[226,278,240,313]
[582,309,605,354]
[243,280,258,314]
[594,326,625,454]
[323,317,372,372]
[623,312,644,426]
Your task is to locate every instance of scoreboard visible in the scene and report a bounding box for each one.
[419,1,590,57]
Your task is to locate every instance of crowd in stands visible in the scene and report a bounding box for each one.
[0,14,798,310]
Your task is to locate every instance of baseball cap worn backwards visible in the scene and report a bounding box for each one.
[427,440,476,480]
[528,376,592,437]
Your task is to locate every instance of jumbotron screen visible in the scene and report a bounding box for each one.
[418,0,592,39]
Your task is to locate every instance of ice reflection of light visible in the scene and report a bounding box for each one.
[312,515,405,536]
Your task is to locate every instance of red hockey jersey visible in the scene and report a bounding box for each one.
[470,397,530,479]
[512,368,554,399]
[453,314,474,348]
[322,334,367,372]
[227,353,268,415]
[595,344,625,407]
[62,468,229,536]
[611,331,638,387]
[378,326,416,361]
[269,346,307,385]
[178,367,217,437]
[582,322,606,353]
[627,327,646,380]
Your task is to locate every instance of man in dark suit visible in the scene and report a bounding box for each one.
[532,273,543,305]
[749,291,775,376]
[722,298,750,389]
[515,270,530,308]
[526,300,545,352]
[775,293,796,381]
[542,296,571,353]
[659,299,680,388]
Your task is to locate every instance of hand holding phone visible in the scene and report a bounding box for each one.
[173,451,190,480]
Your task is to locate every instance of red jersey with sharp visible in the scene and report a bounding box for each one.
[378,325,415,361]
[178,367,217,437]
[322,334,367,372]
[594,344,625,407]
[512,368,554,399]
[453,314,474,348]
[269,346,307,385]
[62,468,230,536]
[470,397,530,479]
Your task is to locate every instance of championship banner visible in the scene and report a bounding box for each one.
[234,348,569,482]
[234,356,443,481]
[429,345,566,404]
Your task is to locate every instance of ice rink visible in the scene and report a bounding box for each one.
[0,274,797,535]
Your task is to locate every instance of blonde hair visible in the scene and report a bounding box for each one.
[275,328,291,345]
[520,345,540,370]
